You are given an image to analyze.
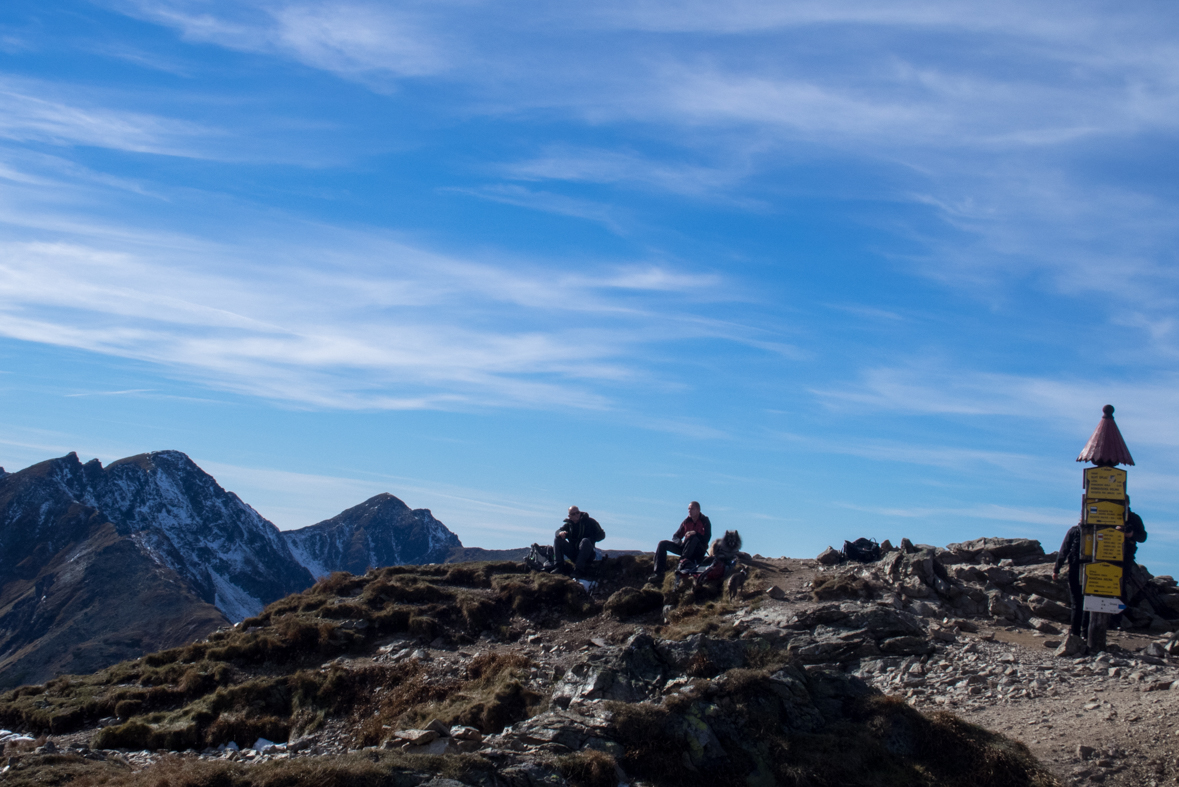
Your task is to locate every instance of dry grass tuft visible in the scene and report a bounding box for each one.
[556,749,619,787]
[465,650,533,681]
[492,573,597,617]
[603,587,664,619]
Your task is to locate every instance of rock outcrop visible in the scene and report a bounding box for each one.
[813,536,1178,635]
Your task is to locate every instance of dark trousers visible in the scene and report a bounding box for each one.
[555,535,595,572]
[654,533,706,573]
[1067,565,1088,638]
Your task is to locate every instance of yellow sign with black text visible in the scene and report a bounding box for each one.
[1083,561,1123,597]
[1084,466,1127,500]
[1084,500,1125,527]
[1093,528,1125,562]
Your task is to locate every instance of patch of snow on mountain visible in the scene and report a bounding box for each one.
[285,534,332,581]
[210,572,264,623]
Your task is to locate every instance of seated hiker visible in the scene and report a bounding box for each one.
[552,506,605,575]
[649,501,711,583]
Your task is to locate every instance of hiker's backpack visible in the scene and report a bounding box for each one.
[524,543,554,572]
[842,537,881,563]
[695,558,727,585]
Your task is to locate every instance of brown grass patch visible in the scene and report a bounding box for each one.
[492,573,597,617]
[604,587,664,619]
[356,649,541,745]
[556,749,619,787]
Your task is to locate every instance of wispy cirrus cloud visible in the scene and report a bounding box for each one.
[445,184,629,234]
[0,200,773,411]
[500,146,750,200]
[114,0,449,83]
[0,77,216,156]
[775,431,1043,473]
[813,363,1179,454]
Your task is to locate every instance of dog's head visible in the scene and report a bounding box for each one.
[723,530,742,551]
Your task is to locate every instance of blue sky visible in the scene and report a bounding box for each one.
[2,1,1179,573]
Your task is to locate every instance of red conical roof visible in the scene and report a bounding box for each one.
[1077,404,1135,466]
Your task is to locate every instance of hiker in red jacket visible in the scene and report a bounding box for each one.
[649,501,711,583]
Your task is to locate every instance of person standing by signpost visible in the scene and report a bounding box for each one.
[1111,508,1147,629]
[1053,521,1087,640]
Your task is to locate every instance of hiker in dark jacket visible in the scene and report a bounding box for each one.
[1112,508,1148,628]
[1119,509,1148,565]
[553,506,605,575]
[1052,521,1086,639]
[649,501,712,583]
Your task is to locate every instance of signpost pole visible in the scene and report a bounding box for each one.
[1088,611,1108,653]
[1075,404,1135,655]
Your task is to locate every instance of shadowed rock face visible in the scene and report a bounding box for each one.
[16,452,315,622]
[283,493,462,579]
[0,456,228,688]
[37,451,315,623]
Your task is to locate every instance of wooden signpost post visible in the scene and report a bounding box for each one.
[1076,405,1135,652]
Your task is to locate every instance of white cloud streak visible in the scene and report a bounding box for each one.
[0,77,216,156]
[116,1,449,83]
[0,192,768,411]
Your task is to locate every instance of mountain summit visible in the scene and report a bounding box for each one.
[0,450,464,687]
[285,493,460,579]
[61,451,314,622]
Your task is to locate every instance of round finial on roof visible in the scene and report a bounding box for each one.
[1103,404,1115,417]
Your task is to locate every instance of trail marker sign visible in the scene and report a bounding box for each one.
[1084,500,1125,527]
[1084,466,1126,501]
[1093,528,1125,563]
[1082,561,1122,597]
[1083,595,1126,614]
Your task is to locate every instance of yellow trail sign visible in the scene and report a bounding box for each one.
[1093,528,1124,562]
[1084,466,1127,500]
[1084,500,1125,527]
[1083,561,1123,597]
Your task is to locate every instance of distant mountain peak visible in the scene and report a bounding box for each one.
[284,493,462,579]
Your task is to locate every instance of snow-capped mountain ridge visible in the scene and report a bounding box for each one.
[48,451,314,623]
[0,450,466,687]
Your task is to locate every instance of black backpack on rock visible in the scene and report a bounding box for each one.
[524,543,555,572]
[842,537,881,563]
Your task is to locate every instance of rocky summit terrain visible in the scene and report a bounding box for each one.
[7,536,1179,787]
[0,451,463,688]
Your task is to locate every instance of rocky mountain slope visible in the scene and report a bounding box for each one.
[284,493,461,579]
[0,550,1068,787]
[6,536,1178,785]
[0,451,464,688]
[0,456,227,688]
[67,451,315,623]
